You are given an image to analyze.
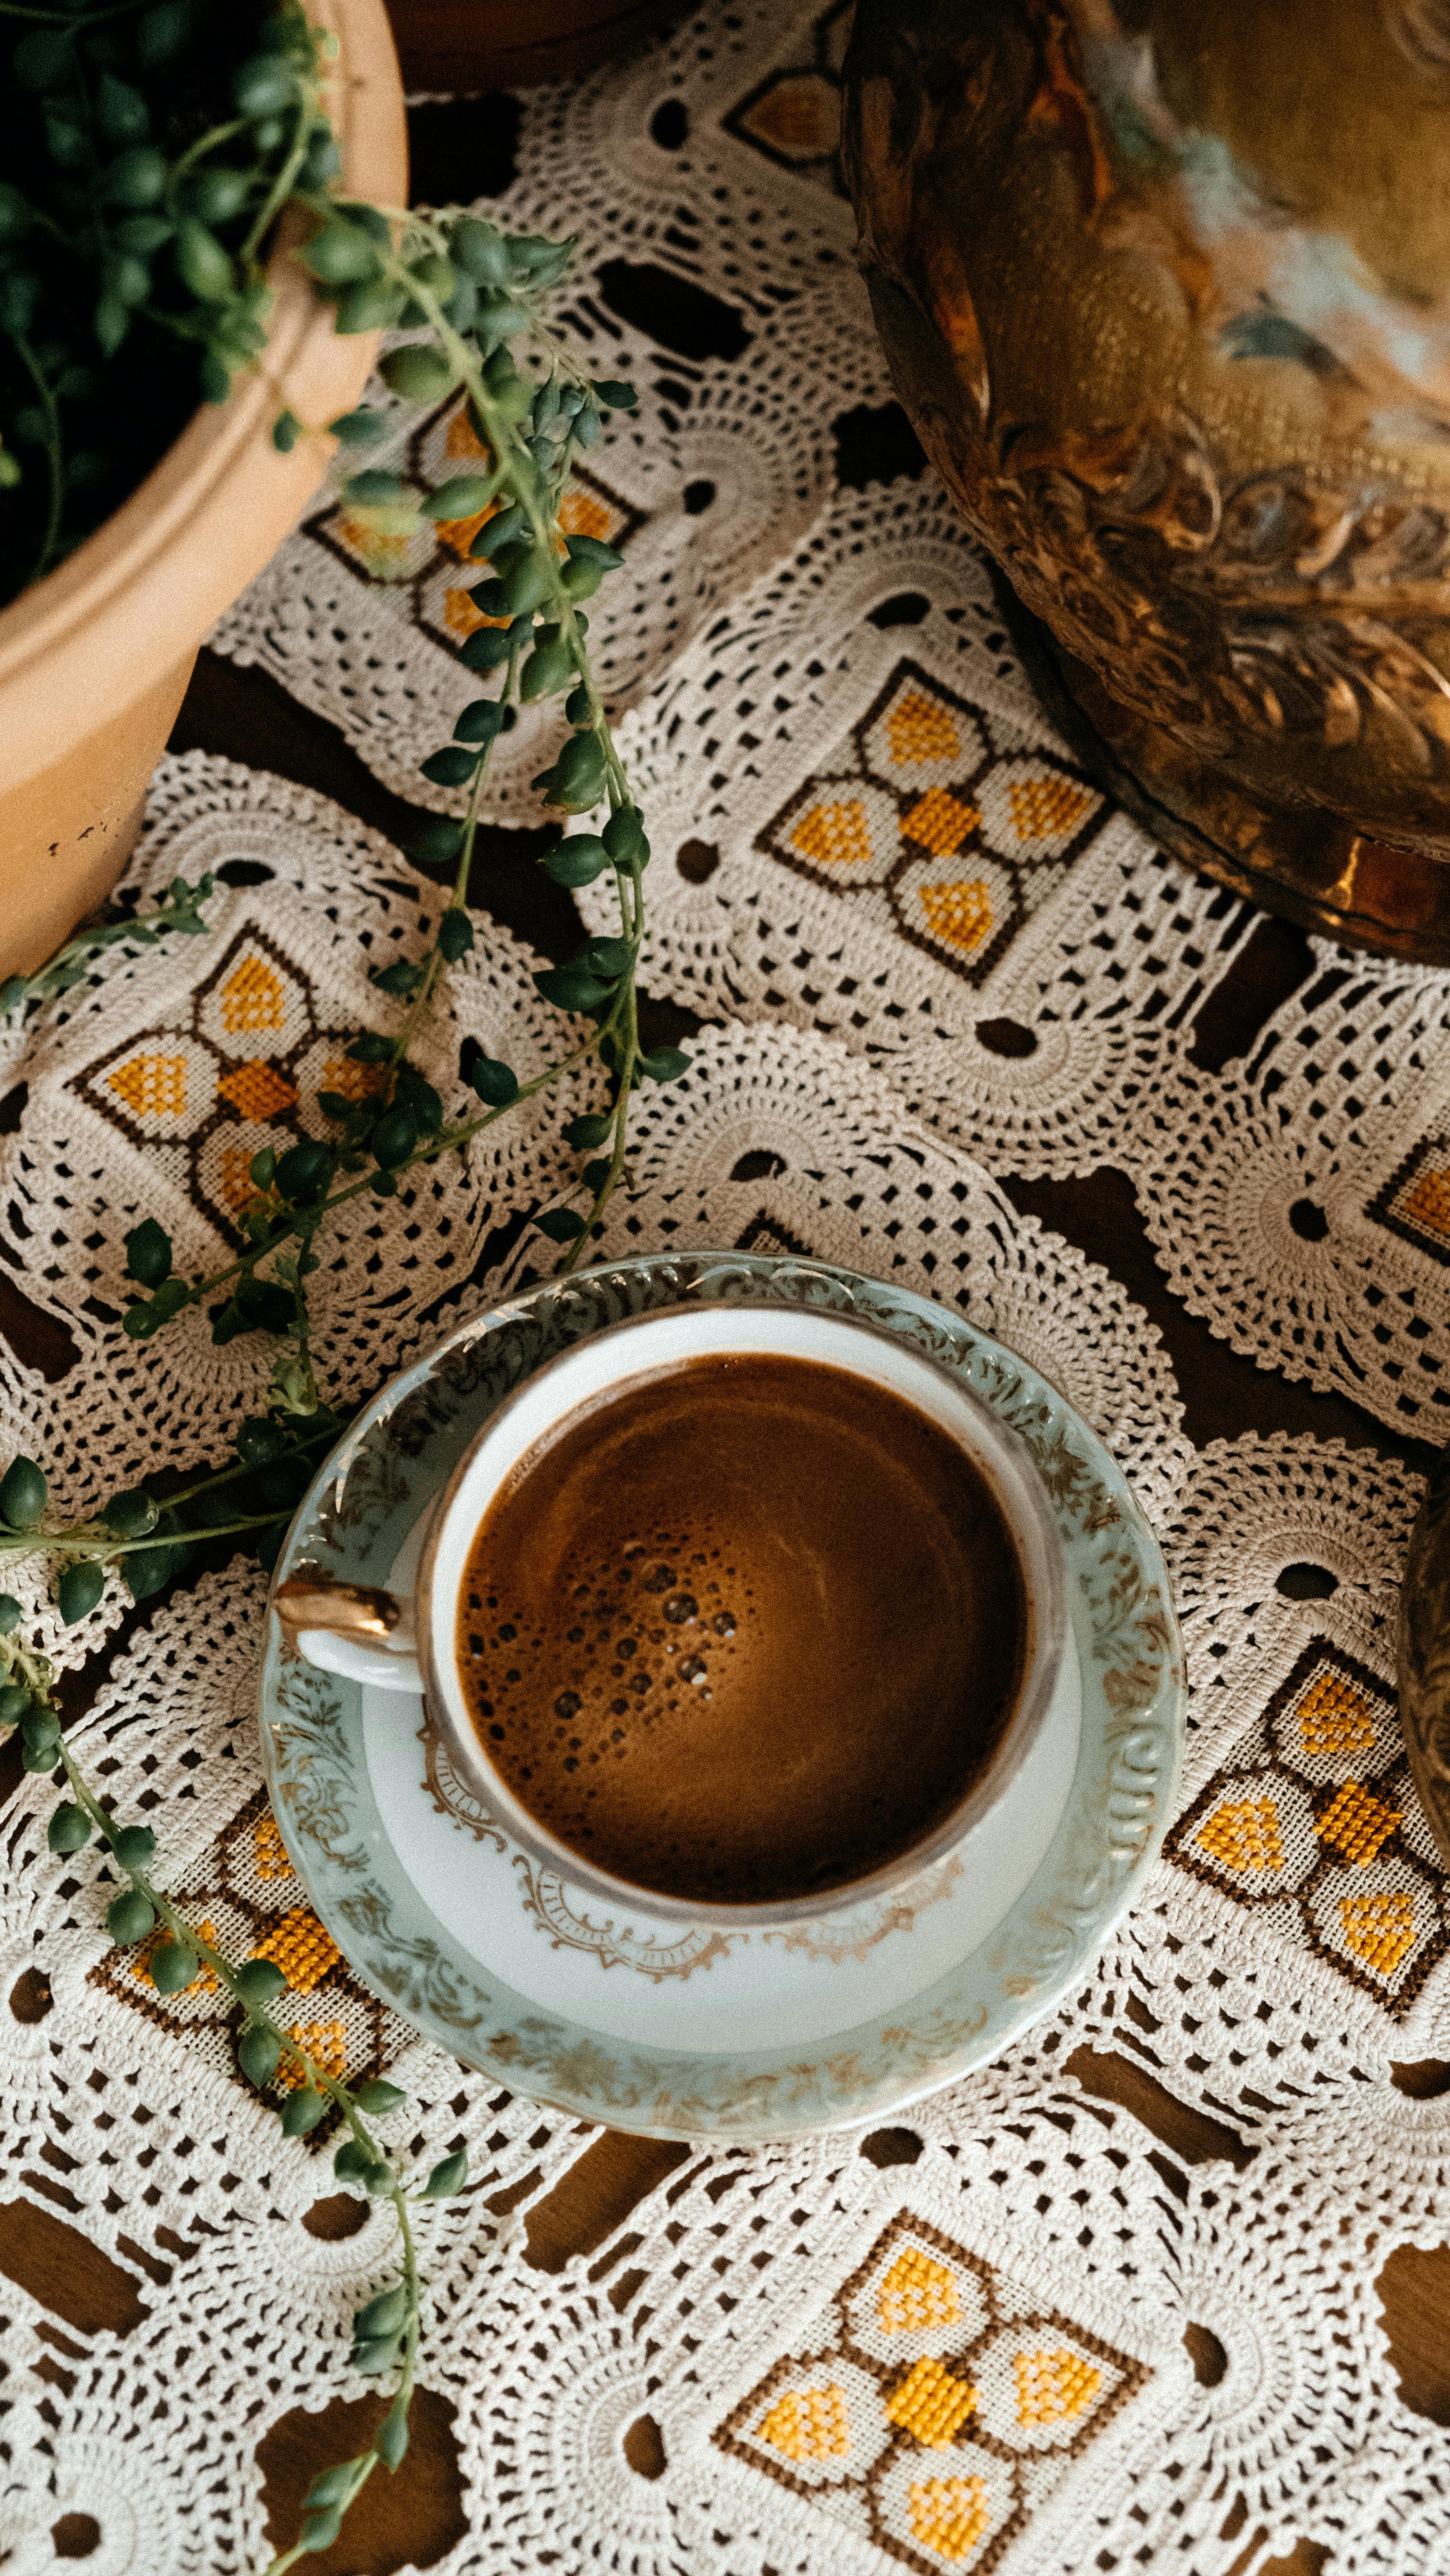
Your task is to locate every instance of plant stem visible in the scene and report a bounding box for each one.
[159,1024,607,1317]
[9,334,64,585]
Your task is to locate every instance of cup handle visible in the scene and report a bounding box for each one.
[273,1570,423,1696]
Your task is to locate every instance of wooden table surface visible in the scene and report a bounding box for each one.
[2,85,1446,2576]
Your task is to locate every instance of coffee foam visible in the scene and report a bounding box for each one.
[457,1354,1025,1907]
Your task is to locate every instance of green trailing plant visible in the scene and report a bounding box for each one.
[2,10,689,2557]
[0,16,694,2559]
[0,870,216,1020]
[0,1604,464,2575]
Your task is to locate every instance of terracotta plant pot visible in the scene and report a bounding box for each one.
[0,0,408,978]
[385,0,679,92]
[844,0,1450,964]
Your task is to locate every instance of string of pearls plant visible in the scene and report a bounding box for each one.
[0,7,689,2564]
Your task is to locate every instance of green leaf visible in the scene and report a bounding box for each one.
[459,627,513,673]
[533,964,612,1012]
[370,959,424,997]
[124,1218,173,1287]
[420,2147,468,2198]
[437,909,474,961]
[249,1147,277,1191]
[343,468,406,505]
[638,1046,692,1083]
[334,2138,372,2183]
[564,533,625,569]
[96,73,150,146]
[450,218,510,286]
[14,28,76,90]
[351,2077,406,2117]
[468,502,527,559]
[188,167,251,227]
[363,2159,394,2194]
[405,821,464,868]
[350,2332,402,2376]
[0,1456,47,1530]
[135,2,190,69]
[376,2398,411,2468]
[335,278,408,336]
[420,746,479,788]
[276,1141,332,1202]
[371,1107,418,1171]
[537,1207,586,1242]
[104,1490,158,1540]
[454,699,503,746]
[593,379,639,410]
[234,1957,288,2005]
[546,732,609,812]
[304,2462,356,2511]
[602,805,650,867]
[175,219,235,304]
[0,1596,21,1636]
[394,1071,443,1134]
[355,2284,408,2339]
[233,54,297,116]
[21,1705,59,1750]
[113,1824,156,1868]
[300,2506,344,2552]
[237,2023,282,2085]
[559,556,603,601]
[346,1035,395,1066]
[123,1540,186,1602]
[100,146,167,208]
[56,1561,104,1626]
[520,640,575,702]
[328,406,387,447]
[0,1682,32,1726]
[281,2086,327,2137]
[541,836,609,889]
[301,220,383,285]
[584,937,632,978]
[107,1890,155,1945]
[467,1054,517,1108]
[421,474,496,520]
[272,410,300,455]
[48,1803,91,1855]
[562,1113,612,1151]
[151,1940,199,1996]
[496,552,553,619]
[235,1417,285,1466]
[379,346,457,405]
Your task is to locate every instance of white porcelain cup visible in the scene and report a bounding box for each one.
[277,1301,1068,1928]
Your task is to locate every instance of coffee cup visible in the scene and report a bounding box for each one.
[275,1300,1068,1929]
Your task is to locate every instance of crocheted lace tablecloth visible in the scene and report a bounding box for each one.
[2,7,1447,2572]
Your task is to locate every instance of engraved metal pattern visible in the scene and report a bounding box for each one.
[844,0,1450,957]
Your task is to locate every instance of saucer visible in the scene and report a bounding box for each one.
[260,1253,1186,2138]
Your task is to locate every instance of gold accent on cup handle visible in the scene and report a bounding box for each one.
[273,1565,414,1648]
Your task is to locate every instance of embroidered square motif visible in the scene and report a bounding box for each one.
[1165,1637,1449,2018]
[76,924,362,1238]
[89,1783,408,2138]
[756,659,1104,991]
[1368,1132,1450,1268]
[714,2210,1147,2572]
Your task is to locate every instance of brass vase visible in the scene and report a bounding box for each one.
[843,0,1450,962]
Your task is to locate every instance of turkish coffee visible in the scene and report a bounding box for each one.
[455,1352,1026,1907]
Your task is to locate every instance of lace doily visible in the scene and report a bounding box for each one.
[2,0,1446,2564]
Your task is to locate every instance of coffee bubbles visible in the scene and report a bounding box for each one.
[456,1354,1024,1907]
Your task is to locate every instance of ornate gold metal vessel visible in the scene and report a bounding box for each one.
[843,0,1450,960]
